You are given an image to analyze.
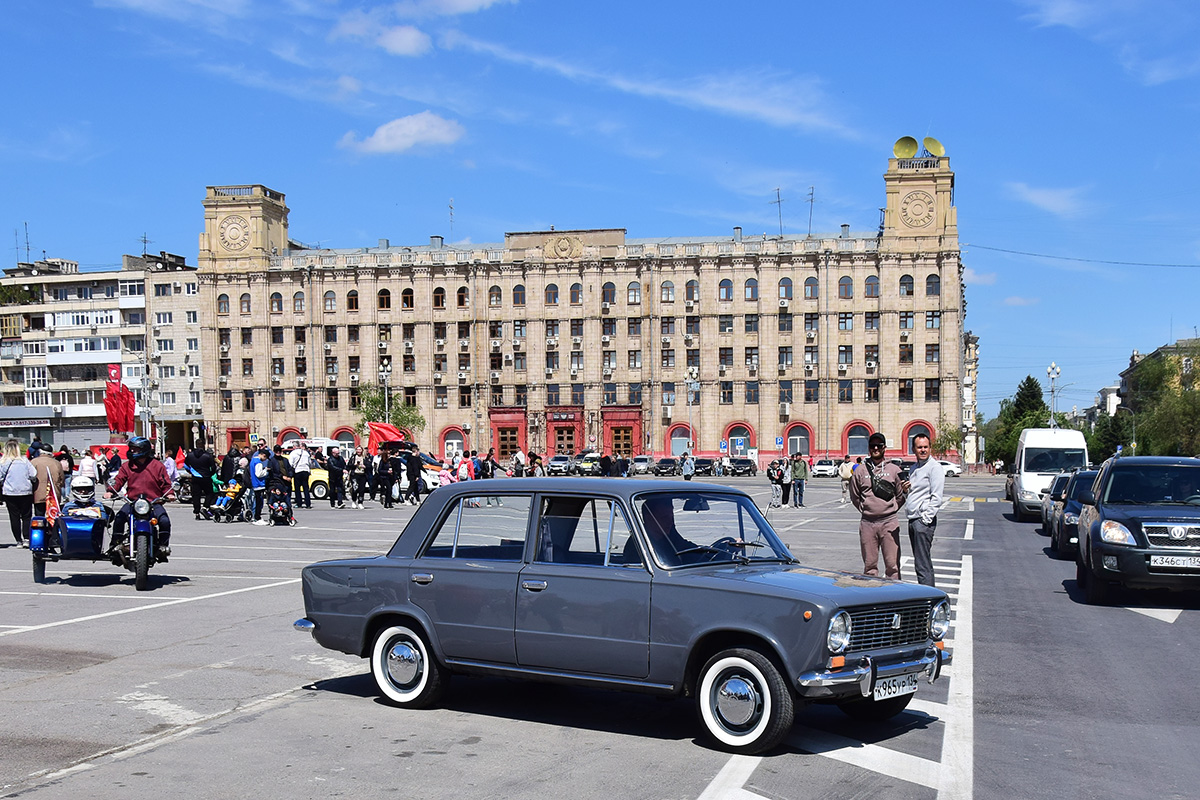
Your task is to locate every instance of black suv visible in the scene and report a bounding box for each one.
[728,458,757,477]
[1076,456,1200,604]
[692,457,715,476]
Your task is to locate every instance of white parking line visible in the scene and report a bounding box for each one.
[964,519,974,540]
[939,554,974,800]
[0,579,300,638]
[695,755,765,800]
[789,726,940,789]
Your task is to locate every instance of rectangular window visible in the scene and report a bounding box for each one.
[271,326,284,345]
[865,378,879,403]
[405,387,418,406]
[154,284,171,297]
[685,316,700,335]
[804,380,819,402]
[272,357,284,375]
[805,345,818,365]
[926,311,941,329]
[435,386,448,408]
[719,347,733,367]
[243,358,254,377]
[778,313,793,333]
[925,378,941,402]
[627,350,641,369]
[661,349,675,368]
[186,283,198,296]
[325,388,339,410]
[745,347,759,366]
[187,338,199,351]
[900,312,914,330]
[514,320,527,338]
[602,318,617,337]
[778,380,793,403]
[662,382,675,405]
[602,383,617,405]
[926,344,940,363]
[294,326,306,343]
[325,325,337,343]
[571,383,584,405]
[865,344,879,364]
[459,353,471,370]
[778,346,793,367]
[899,343,913,364]
[349,388,362,409]
[273,390,286,412]
[744,314,759,333]
[627,318,641,337]
[403,354,415,372]
[628,383,641,405]
[804,313,818,332]
[838,345,853,365]
[838,379,853,402]
[296,389,309,411]
[838,312,853,331]
[348,325,359,343]
[155,339,174,352]
[546,383,560,405]
[660,317,676,335]
[718,315,733,333]
[459,385,472,408]
[899,379,914,403]
[295,357,307,374]
[242,389,254,412]
[514,352,527,371]
[865,311,880,330]
[686,349,700,368]
[155,312,173,325]
[570,318,584,337]
[159,391,176,405]
[719,381,733,404]
[241,328,252,346]
[220,390,232,412]
[745,381,759,404]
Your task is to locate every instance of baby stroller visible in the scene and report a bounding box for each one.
[266,482,296,527]
[212,478,252,524]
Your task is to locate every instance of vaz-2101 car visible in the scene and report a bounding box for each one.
[296,478,950,754]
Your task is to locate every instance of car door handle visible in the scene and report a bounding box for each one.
[411,573,434,585]
[521,580,548,592]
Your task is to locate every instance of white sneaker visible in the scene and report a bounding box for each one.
[252,519,268,526]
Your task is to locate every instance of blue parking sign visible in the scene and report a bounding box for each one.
[775,437,784,447]
[719,440,728,451]
[732,437,745,450]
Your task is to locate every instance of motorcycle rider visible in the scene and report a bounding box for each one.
[105,436,174,563]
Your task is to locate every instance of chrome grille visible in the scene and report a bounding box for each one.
[846,600,933,652]
[1144,523,1200,549]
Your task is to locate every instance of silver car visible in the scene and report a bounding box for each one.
[630,455,653,475]
[296,479,950,754]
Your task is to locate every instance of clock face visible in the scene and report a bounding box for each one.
[219,215,250,251]
[900,191,935,228]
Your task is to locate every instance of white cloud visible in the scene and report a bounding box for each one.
[1006,181,1088,218]
[393,0,517,18]
[339,111,465,154]
[96,0,250,20]
[963,267,997,285]
[1017,0,1104,28]
[377,25,433,56]
[1004,296,1041,306]
[441,32,857,138]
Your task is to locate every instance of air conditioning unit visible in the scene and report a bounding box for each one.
[271,426,280,435]
[779,402,791,416]
[271,375,280,384]
[298,376,306,386]
[350,373,359,383]
[458,371,468,380]
[685,300,695,310]
[511,338,522,349]
[684,334,694,344]
[661,336,671,345]
[572,336,582,346]
[459,339,470,349]
[434,372,444,383]
[806,331,816,340]
[297,344,305,355]
[546,337,558,347]
[805,365,814,374]
[404,340,414,350]
[218,375,228,385]
[328,374,337,384]
[838,364,847,373]
[718,364,726,374]
[570,368,578,377]
[900,332,910,341]
[324,343,332,352]
[491,339,502,349]
[378,341,388,350]
[219,344,229,353]
[435,338,445,347]
[299,427,308,435]
[545,367,554,376]
[866,360,878,370]
[748,364,758,374]
[491,371,501,381]
[779,298,790,308]
[602,302,610,311]
[603,368,612,377]
[662,405,672,419]
[173,281,182,290]
[52,405,64,414]
[601,335,610,344]
[152,326,161,335]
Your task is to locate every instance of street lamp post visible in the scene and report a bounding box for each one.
[686,367,699,453]
[378,363,392,425]
[1114,404,1137,454]
[1047,362,1061,428]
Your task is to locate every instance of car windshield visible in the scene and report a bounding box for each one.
[632,491,794,568]
[550,456,569,462]
[1024,447,1086,473]
[1102,465,1200,505]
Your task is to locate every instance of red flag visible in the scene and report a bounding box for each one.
[175,447,186,468]
[107,363,122,382]
[367,422,404,456]
[104,381,123,432]
[45,480,61,530]
[119,384,137,433]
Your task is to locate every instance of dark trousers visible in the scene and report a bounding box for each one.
[781,483,791,505]
[329,474,345,507]
[378,475,395,507]
[6,494,33,544]
[113,502,171,548]
[253,488,266,520]
[192,475,216,517]
[293,471,311,508]
[792,479,805,506]
[404,472,421,504]
[908,518,937,587]
[350,474,367,504]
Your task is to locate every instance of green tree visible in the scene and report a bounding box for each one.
[1011,375,1047,420]
[982,376,1051,467]
[354,384,427,441]
[933,415,964,458]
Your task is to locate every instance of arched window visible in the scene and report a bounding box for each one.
[377,288,391,310]
[787,426,810,456]
[489,285,502,307]
[838,276,853,299]
[718,279,733,301]
[400,288,413,309]
[864,275,880,298]
[570,283,583,304]
[545,283,559,305]
[907,424,931,455]
[432,287,445,309]
[803,277,818,299]
[217,293,230,315]
[269,292,283,312]
[347,290,359,311]
[686,279,699,302]
[728,425,752,455]
[513,284,526,306]
[660,281,674,302]
[926,274,941,296]
[627,281,641,304]
[778,277,793,300]
[323,291,336,312]
[457,286,469,308]
[847,424,870,456]
[899,274,914,296]
[239,293,251,314]
[601,282,616,304]
[670,427,692,456]
[292,291,305,313]
[744,278,758,301]
[443,430,464,459]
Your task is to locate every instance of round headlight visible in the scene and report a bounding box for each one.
[827,610,852,654]
[929,600,951,641]
[133,498,152,516]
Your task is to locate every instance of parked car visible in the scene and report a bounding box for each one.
[653,457,680,476]
[295,479,951,754]
[630,455,653,475]
[727,457,757,477]
[1076,456,1200,604]
[938,460,963,478]
[811,459,839,478]
[574,453,603,476]
[546,454,573,476]
[1049,469,1098,558]
[692,457,715,476]
[1041,474,1071,535]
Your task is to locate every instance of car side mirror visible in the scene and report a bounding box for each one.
[1079,490,1096,506]
[1052,492,1064,502]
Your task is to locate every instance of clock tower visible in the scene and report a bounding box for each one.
[198,185,290,273]
[880,148,957,256]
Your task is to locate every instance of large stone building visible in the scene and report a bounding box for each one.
[0,253,205,451]
[198,149,976,462]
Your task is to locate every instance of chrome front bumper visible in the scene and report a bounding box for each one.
[797,648,946,698]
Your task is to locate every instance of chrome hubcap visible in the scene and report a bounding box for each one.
[386,640,422,688]
[715,675,760,727]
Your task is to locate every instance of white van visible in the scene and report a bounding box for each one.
[1011,428,1088,521]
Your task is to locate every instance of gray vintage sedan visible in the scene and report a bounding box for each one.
[295,478,950,754]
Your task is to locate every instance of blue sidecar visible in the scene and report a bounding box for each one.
[30,507,111,584]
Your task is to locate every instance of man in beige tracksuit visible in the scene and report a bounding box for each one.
[849,432,907,580]
[837,455,854,503]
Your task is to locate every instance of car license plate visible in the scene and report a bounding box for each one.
[1150,554,1200,569]
[873,672,919,701]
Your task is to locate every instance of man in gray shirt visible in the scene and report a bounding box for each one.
[903,433,945,586]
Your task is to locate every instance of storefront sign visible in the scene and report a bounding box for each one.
[550,412,579,421]
[0,419,50,427]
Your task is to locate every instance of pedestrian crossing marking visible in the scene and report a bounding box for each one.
[945,497,1000,503]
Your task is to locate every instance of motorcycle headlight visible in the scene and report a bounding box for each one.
[1100,520,1136,546]
[929,600,951,641]
[827,610,852,654]
[133,498,152,516]
[1063,512,1079,526]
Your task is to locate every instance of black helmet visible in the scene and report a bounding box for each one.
[128,436,153,462]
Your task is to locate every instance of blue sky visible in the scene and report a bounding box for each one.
[3,0,1199,419]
